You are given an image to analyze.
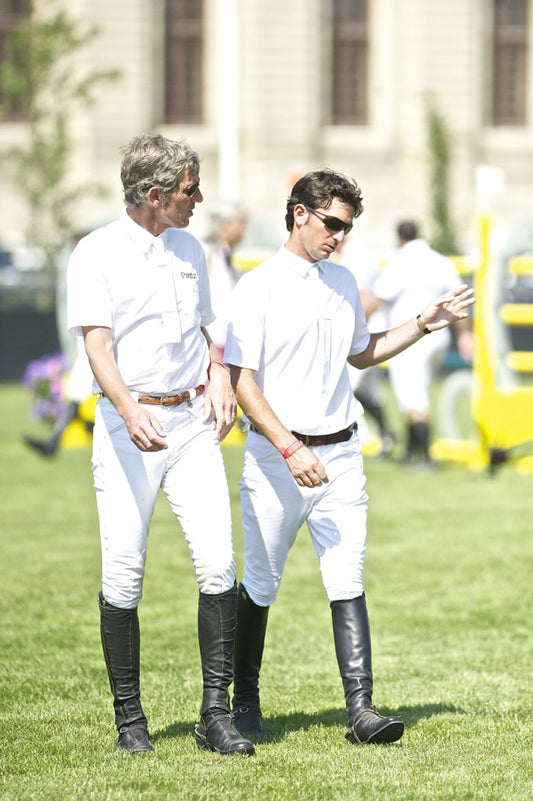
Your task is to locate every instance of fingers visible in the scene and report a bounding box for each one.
[202,395,237,439]
[286,448,329,487]
[128,413,168,451]
[215,417,236,442]
[203,375,238,431]
[201,396,214,423]
[436,285,475,307]
[294,471,329,488]
[426,285,476,328]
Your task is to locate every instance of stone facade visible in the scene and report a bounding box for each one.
[1,0,532,258]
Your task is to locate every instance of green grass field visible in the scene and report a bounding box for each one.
[1,382,531,801]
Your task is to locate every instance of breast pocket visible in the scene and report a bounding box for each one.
[173,268,201,336]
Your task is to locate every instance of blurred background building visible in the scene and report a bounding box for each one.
[0,0,531,254]
[1,0,532,381]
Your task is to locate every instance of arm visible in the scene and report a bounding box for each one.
[82,326,167,452]
[201,326,237,442]
[349,283,475,370]
[230,365,328,488]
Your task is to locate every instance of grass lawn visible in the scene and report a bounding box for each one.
[0,382,531,801]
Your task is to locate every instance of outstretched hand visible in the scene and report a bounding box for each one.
[421,284,476,331]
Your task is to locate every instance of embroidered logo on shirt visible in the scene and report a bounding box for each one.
[180,271,197,279]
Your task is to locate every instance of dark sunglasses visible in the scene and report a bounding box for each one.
[183,182,200,197]
[306,207,353,235]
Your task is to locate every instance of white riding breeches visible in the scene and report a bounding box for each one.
[240,430,368,607]
[92,395,235,609]
[387,331,448,414]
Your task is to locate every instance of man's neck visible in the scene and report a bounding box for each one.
[127,206,166,237]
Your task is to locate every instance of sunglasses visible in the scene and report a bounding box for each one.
[306,207,353,235]
[183,182,200,198]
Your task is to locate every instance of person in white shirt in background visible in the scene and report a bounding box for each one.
[338,236,395,456]
[369,221,474,466]
[202,198,248,358]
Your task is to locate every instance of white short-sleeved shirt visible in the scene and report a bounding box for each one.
[67,212,214,393]
[339,238,387,332]
[374,239,462,329]
[224,246,370,434]
[202,240,241,350]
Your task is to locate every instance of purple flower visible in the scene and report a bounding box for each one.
[22,353,69,424]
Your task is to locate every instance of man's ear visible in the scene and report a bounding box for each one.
[146,186,162,206]
[293,203,309,228]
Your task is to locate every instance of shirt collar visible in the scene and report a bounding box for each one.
[280,246,329,277]
[120,210,165,256]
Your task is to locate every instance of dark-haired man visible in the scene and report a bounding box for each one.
[225,170,474,746]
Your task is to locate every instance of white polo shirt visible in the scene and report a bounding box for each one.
[374,239,462,328]
[374,238,464,354]
[224,246,370,435]
[67,212,214,393]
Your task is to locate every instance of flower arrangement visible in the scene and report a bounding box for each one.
[22,352,69,424]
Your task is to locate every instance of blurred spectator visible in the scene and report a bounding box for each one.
[339,237,395,456]
[24,229,97,457]
[369,221,473,466]
[202,199,248,356]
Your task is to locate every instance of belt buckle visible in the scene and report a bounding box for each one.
[160,395,169,406]
[301,434,311,446]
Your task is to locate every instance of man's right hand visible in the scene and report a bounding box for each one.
[125,407,168,452]
[285,445,329,487]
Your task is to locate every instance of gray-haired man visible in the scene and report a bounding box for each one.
[67,133,253,757]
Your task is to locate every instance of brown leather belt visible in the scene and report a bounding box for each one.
[291,424,357,447]
[138,385,205,407]
[249,422,357,446]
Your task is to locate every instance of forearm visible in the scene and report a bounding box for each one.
[349,284,476,370]
[349,317,423,369]
[231,365,329,486]
[230,367,297,454]
[82,326,138,420]
[201,326,225,367]
[201,327,236,441]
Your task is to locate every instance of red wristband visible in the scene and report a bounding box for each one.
[282,440,304,459]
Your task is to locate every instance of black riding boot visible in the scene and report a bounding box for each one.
[232,583,269,735]
[194,584,255,755]
[331,595,404,745]
[24,401,80,457]
[412,420,431,461]
[98,592,153,753]
[405,421,431,463]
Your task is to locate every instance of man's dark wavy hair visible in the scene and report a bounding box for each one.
[285,169,364,231]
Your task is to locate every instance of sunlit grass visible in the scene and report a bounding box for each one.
[1,383,531,801]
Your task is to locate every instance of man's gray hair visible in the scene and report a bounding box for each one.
[120,133,200,208]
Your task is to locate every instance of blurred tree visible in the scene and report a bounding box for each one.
[0,0,120,269]
[426,99,458,255]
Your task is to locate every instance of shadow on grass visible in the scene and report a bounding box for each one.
[151,720,196,742]
[152,702,464,745]
[396,701,467,727]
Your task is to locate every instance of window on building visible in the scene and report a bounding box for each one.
[331,0,369,124]
[0,0,31,120]
[492,0,529,125]
[165,0,204,124]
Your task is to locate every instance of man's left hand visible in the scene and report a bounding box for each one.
[202,362,237,441]
[420,284,476,331]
